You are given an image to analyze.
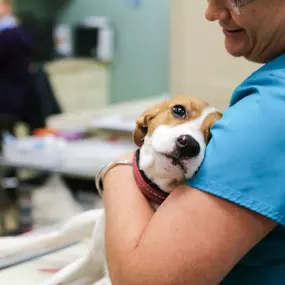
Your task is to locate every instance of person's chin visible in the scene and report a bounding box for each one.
[224,38,248,58]
[225,46,244,57]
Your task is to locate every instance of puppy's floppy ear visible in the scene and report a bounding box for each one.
[200,111,222,144]
[133,104,161,147]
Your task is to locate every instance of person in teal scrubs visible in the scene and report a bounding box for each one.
[100,1,285,284]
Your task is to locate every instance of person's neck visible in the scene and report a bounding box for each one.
[245,32,285,64]
[0,13,13,20]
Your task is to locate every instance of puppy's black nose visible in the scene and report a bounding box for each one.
[176,135,200,158]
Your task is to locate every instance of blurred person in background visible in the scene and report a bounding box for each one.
[0,0,35,231]
[0,0,34,134]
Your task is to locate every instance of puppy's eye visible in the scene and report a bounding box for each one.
[172,105,186,119]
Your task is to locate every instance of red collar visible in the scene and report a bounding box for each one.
[133,150,169,205]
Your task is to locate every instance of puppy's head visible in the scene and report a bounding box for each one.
[133,95,222,192]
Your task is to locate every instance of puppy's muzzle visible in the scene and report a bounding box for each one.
[175,135,200,158]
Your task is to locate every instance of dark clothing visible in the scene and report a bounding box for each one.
[0,26,35,121]
[27,63,61,131]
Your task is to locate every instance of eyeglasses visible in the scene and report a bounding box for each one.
[229,0,256,14]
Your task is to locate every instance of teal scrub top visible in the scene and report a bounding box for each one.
[186,53,285,284]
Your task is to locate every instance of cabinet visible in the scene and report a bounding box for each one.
[46,59,109,114]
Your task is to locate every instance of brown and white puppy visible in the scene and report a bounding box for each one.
[0,95,222,285]
[134,95,222,193]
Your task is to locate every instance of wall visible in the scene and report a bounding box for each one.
[14,0,50,19]
[170,0,261,111]
[56,0,170,104]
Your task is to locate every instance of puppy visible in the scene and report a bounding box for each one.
[134,94,221,195]
[0,95,222,285]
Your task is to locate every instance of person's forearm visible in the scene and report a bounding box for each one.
[103,164,154,281]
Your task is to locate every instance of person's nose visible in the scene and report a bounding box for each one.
[205,0,231,22]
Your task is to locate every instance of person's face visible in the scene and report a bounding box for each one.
[205,0,285,63]
[0,3,11,18]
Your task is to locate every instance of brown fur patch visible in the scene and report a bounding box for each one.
[200,111,222,144]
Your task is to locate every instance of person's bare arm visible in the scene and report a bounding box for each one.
[104,155,276,285]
